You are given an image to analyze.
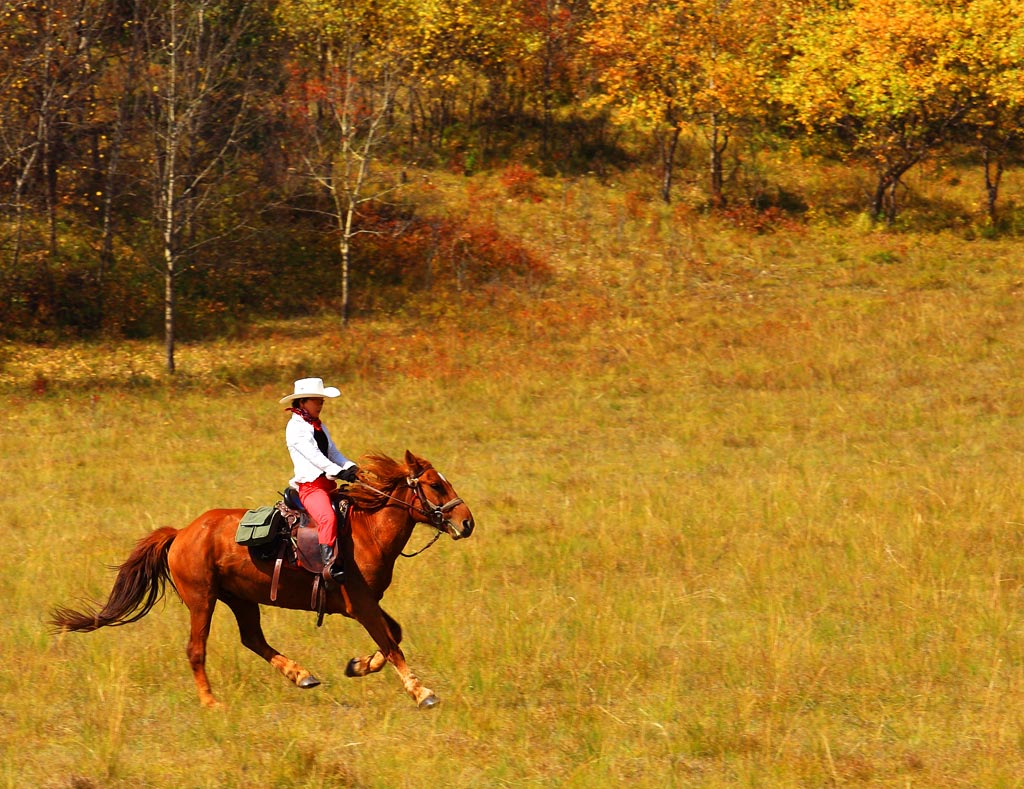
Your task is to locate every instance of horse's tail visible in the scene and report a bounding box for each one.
[50,526,177,633]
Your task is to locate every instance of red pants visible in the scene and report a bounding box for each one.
[296,476,338,546]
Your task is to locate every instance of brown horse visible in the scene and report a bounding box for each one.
[50,450,474,709]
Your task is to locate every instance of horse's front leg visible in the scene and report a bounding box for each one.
[348,596,438,708]
[345,609,402,677]
[345,650,388,677]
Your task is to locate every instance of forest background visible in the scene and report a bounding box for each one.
[3,0,1024,374]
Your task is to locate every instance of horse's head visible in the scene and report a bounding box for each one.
[403,450,475,540]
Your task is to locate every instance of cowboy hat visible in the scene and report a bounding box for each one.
[278,377,341,404]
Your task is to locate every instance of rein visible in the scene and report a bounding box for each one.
[354,475,464,558]
[400,527,444,558]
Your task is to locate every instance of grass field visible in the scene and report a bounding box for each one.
[3,172,1024,786]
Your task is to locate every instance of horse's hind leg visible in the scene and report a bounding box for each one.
[177,584,220,708]
[222,594,320,690]
[345,609,401,677]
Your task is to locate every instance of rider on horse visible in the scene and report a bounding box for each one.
[279,377,358,582]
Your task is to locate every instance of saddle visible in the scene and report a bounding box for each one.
[249,492,351,626]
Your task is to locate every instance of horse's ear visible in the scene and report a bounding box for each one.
[404,449,431,475]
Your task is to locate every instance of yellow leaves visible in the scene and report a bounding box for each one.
[785,0,1024,131]
[587,0,774,133]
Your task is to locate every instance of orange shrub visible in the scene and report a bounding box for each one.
[355,204,551,293]
[499,164,543,202]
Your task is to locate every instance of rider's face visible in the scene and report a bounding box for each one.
[301,397,325,418]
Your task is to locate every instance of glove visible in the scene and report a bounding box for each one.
[335,465,359,483]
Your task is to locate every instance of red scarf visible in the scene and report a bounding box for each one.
[287,406,323,431]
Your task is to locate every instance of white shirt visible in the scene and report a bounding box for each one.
[285,413,354,487]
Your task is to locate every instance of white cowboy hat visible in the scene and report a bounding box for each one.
[278,377,341,404]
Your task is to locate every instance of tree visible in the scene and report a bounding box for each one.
[586,0,779,204]
[136,0,270,372]
[89,2,147,312]
[0,0,118,263]
[952,0,1024,224]
[0,3,47,271]
[514,0,592,162]
[779,0,977,224]
[277,0,414,325]
[395,0,524,162]
[0,0,133,334]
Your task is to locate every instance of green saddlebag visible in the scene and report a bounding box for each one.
[235,506,283,546]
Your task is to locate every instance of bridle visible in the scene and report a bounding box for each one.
[355,474,465,558]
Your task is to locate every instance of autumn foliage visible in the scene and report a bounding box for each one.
[2,0,1024,343]
[356,204,551,292]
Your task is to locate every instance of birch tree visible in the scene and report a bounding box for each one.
[277,0,412,326]
[138,0,268,372]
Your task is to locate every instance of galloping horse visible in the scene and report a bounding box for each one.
[50,451,474,709]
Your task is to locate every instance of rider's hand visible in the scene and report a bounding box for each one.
[334,466,359,483]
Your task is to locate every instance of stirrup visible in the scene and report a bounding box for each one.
[319,543,343,584]
[325,552,344,584]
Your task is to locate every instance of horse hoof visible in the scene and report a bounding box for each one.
[418,694,440,710]
[344,658,360,677]
[297,675,321,689]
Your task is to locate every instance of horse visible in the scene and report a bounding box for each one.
[50,450,475,709]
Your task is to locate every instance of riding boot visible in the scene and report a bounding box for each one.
[319,543,344,584]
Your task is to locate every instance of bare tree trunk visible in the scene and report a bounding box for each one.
[9,146,40,270]
[540,0,556,161]
[40,10,59,258]
[660,125,681,204]
[339,222,351,327]
[308,42,396,328]
[98,128,122,293]
[43,129,58,256]
[330,133,369,328]
[330,130,356,327]
[162,106,177,374]
[98,50,140,302]
[164,257,176,374]
[140,0,257,372]
[871,177,892,223]
[708,112,728,208]
[162,0,180,374]
[983,147,1003,225]
[872,165,913,226]
[887,180,899,225]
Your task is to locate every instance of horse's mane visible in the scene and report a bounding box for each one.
[346,452,424,511]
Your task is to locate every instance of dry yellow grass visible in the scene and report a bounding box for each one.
[3,172,1024,786]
